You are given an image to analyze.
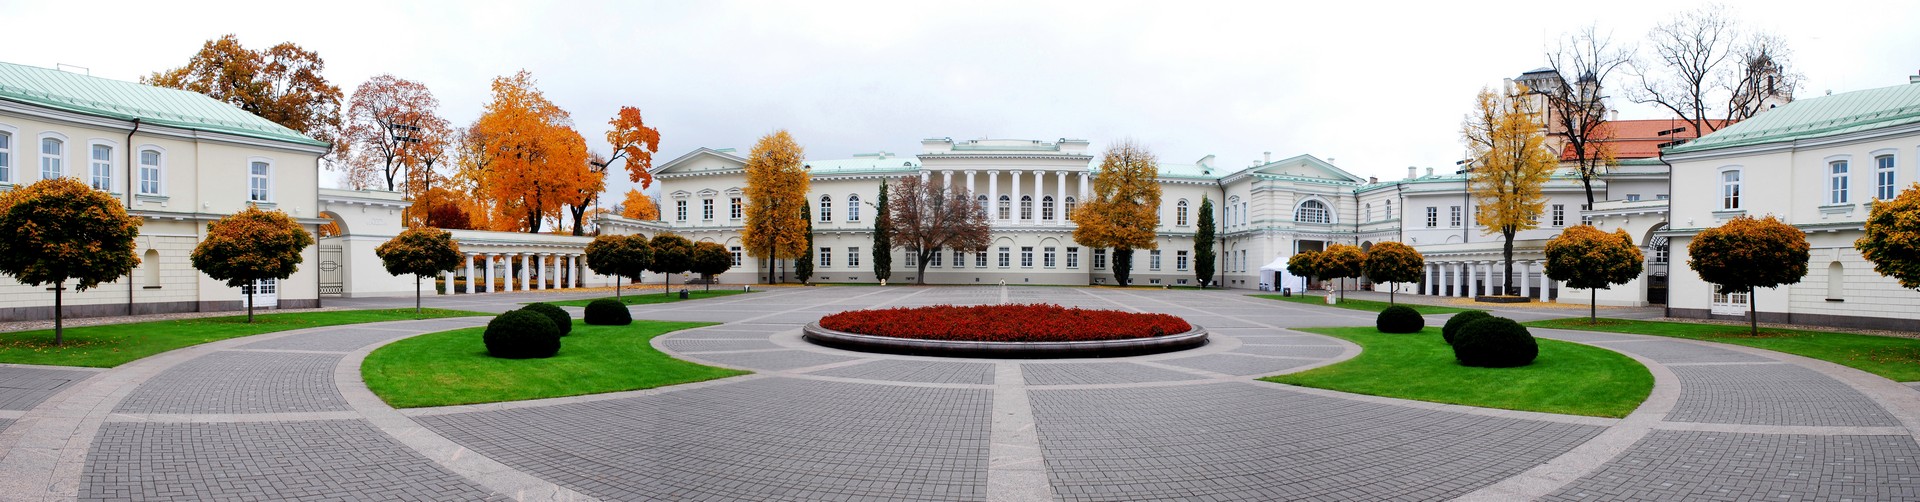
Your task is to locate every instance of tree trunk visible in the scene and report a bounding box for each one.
[1502,230,1516,296]
[415,275,423,315]
[246,279,256,323]
[705,275,712,291]
[1338,277,1345,300]
[1389,283,1395,304]
[916,251,929,285]
[665,272,672,295]
[615,276,623,299]
[1750,291,1759,336]
[1590,289,1598,324]
[52,281,64,346]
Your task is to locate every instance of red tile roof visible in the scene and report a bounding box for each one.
[1562,119,1731,160]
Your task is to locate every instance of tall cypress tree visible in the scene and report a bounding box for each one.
[872,181,892,284]
[796,205,814,284]
[1194,196,1217,288]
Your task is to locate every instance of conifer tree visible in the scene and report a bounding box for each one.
[872,181,892,284]
[1194,196,1217,288]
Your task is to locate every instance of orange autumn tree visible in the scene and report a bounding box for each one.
[343,74,449,195]
[0,178,143,344]
[374,227,463,314]
[563,106,666,235]
[190,207,315,323]
[1857,183,1920,290]
[1318,243,1367,300]
[470,71,590,233]
[741,130,811,283]
[146,34,344,165]
[1463,85,1556,296]
[1688,215,1810,336]
[1072,140,1162,286]
[1544,224,1645,323]
[621,189,660,220]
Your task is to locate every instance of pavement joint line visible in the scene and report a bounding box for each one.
[103,411,362,423]
[987,363,1053,502]
[221,348,352,355]
[1214,352,1326,361]
[331,325,599,501]
[774,373,995,390]
[1253,380,1624,427]
[0,411,20,420]
[675,348,794,355]
[1650,421,1910,436]
[399,373,773,418]
[0,363,106,373]
[1128,360,1238,380]
[1662,361,1790,366]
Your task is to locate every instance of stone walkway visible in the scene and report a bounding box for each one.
[0,286,1916,500]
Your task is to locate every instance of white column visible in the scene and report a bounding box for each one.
[1519,261,1531,298]
[1458,263,1470,298]
[1539,264,1551,301]
[501,254,513,292]
[942,170,953,190]
[1032,171,1045,223]
[484,254,496,293]
[1424,264,1435,295]
[1056,171,1068,224]
[464,254,475,294]
[547,253,558,289]
[966,170,978,197]
[1078,171,1089,201]
[571,254,581,287]
[988,171,1000,221]
[1010,170,1022,222]
[442,270,453,295]
[521,254,532,291]
[1440,263,1451,296]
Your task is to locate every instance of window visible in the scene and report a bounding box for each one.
[676,200,688,221]
[1650,236,1669,264]
[1449,205,1462,227]
[819,247,831,268]
[928,249,941,267]
[1710,284,1750,315]
[998,247,1011,268]
[1425,207,1437,228]
[819,196,832,222]
[951,249,963,268]
[998,196,1011,220]
[702,199,714,220]
[1296,200,1330,224]
[1020,247,1034,267]
[1657,194,1670,200]
[1240,202,1249,225]
[1552,204,1565,227]
[1580,204,1591,226]
[848,247,860,268]
[0,131,10,183]
[1176,250,1189,271]
[1094,249,1107,269]
[1064,197,1076,220]
[848,195,861,222]
[1043,247,1056,267]
[1149,250,1162,270]
[1830,160,1849,204]
[1066,247,1079,268]
[1176,199,1189,226]
[1722,170,1741,209]
[1385,200,1392,219]
[1364,203,1372,222]
[905,247,916,267]
[730,246,742,266]
[89,144,112,191]
[978,195,989,215]
[1020,196,1033,220]
[1041,196,1055,221]
[248,160,270,201]
[975,251,987,268]
[730,197,743,220]
[1625,194,1641,202]
[40,137,63,179]
[1876,155,1896,201]
[138,149,162,195]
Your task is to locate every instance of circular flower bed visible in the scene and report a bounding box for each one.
[807,304,1205,358]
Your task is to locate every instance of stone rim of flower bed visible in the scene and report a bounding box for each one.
[802,322,1209,358]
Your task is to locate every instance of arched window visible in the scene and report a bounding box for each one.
[847,194,861,222]
[1226,196,1241,227]
[1876,154,1897,200]
[1064,197,1076,220]
[1041,196,1055,221]
[997,195,1011,220]
[1721,169,1741,209]
[137,147,164,195]
[248,158,272,202]
[39,136,64,180]
[818,195,832,222]
[1019,195,1033,220]
[1176,199,1189,226]
[1296,199,1331,224]
[89,143,113,191]
[978,195,989,215]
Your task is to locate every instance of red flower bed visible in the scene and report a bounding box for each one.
[817,304,1192,342]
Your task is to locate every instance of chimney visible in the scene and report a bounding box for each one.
[1426,167,1435,177]
[1407,166,1417,179]
[1368,176,1378,184]
[1610,110,1620,120]
[1911,71,1920,84]
[1263,151,1271,164]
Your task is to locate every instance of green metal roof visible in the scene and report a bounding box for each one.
[1666,83,1920,154]
[0,62,328,147]
[804,154,921,175]
[1155,162,1217,179]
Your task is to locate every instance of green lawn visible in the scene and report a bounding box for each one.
[361,320,748,408]
[543,289,752,307]
[1526,317,1920,382]
[1264,327,1652,418]
[0,308,486,368]
[1251,294,1473,315]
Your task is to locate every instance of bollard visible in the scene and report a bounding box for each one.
[1282,287,1292,297]
[679,289,689,300]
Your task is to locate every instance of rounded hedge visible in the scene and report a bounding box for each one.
[521,302,572,336]
[1451,317,1538,368]
[1442,311,1493,345]
[484,310,562,359]
[1375,306,1425,333]
[583,299,632,326]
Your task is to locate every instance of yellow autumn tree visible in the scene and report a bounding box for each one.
[1463,85,1557,296]
[1072,140,1162,286]
[620,189,660,220]
[740,130,810,283]
[469,71,590,233]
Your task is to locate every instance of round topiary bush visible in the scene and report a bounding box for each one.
[1375,305,1425,333]
[1442,310,1493,345]
[1451,317,1538,368]
[484,310,562,359]
[521,302,573,336]
[583,299,632,326]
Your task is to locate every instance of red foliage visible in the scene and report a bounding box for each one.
[819,304,1192,342]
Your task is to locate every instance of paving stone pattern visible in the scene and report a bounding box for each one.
[1544,431,1920,501]
[808,359,995,385]
[234,326,413,352]
[1157,352,1320,375]
[0,366,93,411]
[1020,362,1207,385]
[80,420,507,501]
[1664,364,1899,427]
[114,351,348,414]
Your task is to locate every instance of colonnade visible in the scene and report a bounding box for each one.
[945,169,1090,225]
[443,252,589,294]
[1420,260,1553,301]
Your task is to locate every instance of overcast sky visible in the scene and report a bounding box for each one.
[7,0,1919,197]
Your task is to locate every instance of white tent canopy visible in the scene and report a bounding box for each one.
[1257,255,1308,293]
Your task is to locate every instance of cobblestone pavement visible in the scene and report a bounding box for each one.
[0,286,1916,501]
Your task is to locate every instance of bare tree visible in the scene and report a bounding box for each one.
[1540,25,1634,209]
[887,176,990,284]
[1629,4,1796,136]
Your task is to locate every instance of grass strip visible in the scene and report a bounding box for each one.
[0,308,485,368]
[362,320,747,408]
[1526,317,1920,382]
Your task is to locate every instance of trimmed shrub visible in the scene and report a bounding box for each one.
[522,302,573,336]
[584,299,633,326]
[1375,306,1424,333]
[818,304,1191,342]
[1441,310,1493,345]
[1451,317,1538,368]
[483,310,561,359]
